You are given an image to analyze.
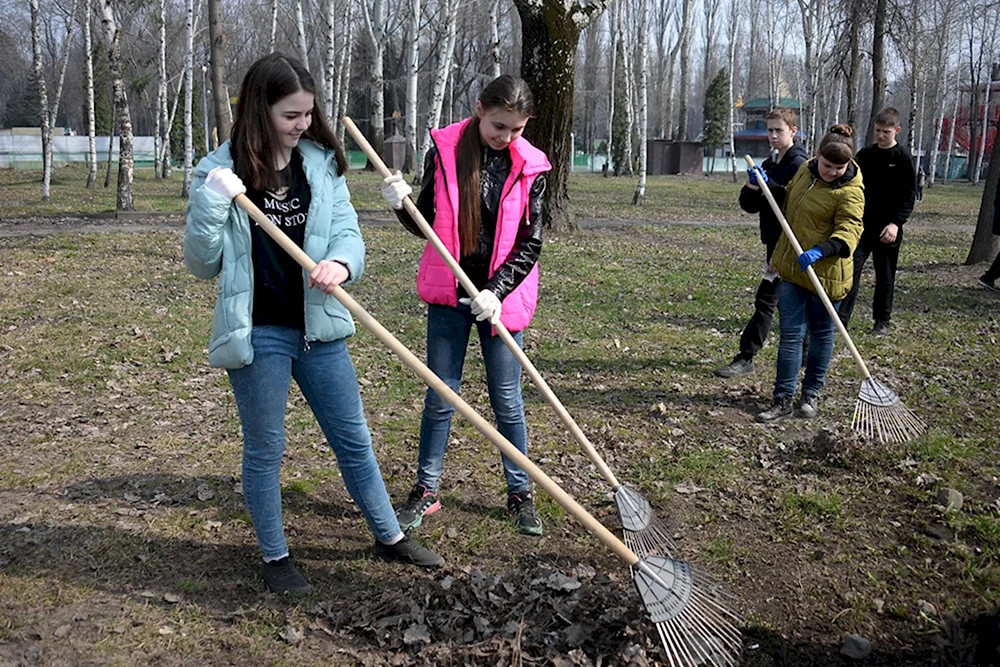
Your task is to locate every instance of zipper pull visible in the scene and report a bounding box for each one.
[303,333,311,352]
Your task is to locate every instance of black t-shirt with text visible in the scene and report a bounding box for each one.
[245,149,312,330]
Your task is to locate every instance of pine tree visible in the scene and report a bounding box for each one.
[702,67,729,169]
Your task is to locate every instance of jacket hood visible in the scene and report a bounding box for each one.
[196,139,335,180]
[807,158,860,189]
[430,118,551,177]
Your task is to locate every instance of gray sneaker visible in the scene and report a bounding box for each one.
[714,356,755,378]
[798,394,820,419]
[757,395,794,422]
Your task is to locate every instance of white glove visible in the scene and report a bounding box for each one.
[459,290,502,324]
[204,167,246,200]
[380,171,412,210]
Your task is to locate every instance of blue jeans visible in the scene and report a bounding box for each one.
[417,304,531,495]
[228,326,400,561]
[775,281,840,399]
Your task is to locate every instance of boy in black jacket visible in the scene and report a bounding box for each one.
[716,108,809,378]
[838,107,916,336]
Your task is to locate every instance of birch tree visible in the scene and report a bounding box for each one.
[633,0,649,204]
[605,7,617,175]
[676,0,692,139]
[417,0,458,182]
[208,0,233,142]
[404,0,420,172]
[362,0,387,163]
[726,0,739,180]
[101,0,134,211]
[155,0,167,178]
[334,1,354,145]
[29,0,52,201]
[84,0,98,187]
[865,0,888,144]
[796,0,828,151]
[182,0,194,197]
[325,0,336,119]
[269,0,278,52]
[489,0,501,80]
[48,0,78,167]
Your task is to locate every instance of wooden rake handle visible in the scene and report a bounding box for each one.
[232,192,640,567]
[743,156,872,380]
[343,116,623,490]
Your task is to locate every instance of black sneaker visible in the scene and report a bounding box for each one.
[798,393,820,419]
[375,535,444,568]
[756,396,794,423]
[978,276,998,291]
[507,491,543,536]
[714,356,755,378]
[871,320,890,336]
[395,484,441,532]
[260,556,312,596]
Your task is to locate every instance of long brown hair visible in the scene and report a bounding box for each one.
[455,75,535,256]
[231,53,347,191]
[818,124,855,165]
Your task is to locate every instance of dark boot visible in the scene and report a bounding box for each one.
[756,396,794,423]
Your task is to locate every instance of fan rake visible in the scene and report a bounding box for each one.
[233,188,742,667]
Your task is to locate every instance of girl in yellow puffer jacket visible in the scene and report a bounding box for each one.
[756,125,865,423]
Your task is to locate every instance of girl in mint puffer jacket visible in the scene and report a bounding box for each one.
[185,53,442,596]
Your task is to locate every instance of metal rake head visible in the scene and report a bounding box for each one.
[853,377,925,443]
[633,556,743,666]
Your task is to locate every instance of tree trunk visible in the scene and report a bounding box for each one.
[182,0,194,198]
[84,0,98,188]
[30,0,52,201]
[845,0,862,130]
[621,5,634,176]
[269,0,279,53]
[966,124,1000,263]
[676,0,692,140]
[104,114,115,188]
[490,0,501,80]
[417,0,458,181]
[335,4,354,146]
[866,0,887,145]
[404,0,420,172]
[513,0,612,231]
[605,7,617,177]
[208,0,233,143]
[633,0,649,204]
[363,0,387,165]
[101,0,134,211]
[155,0,166,178]
[727,0,738,181]
[295,0,310,73]
[325,0,336,119]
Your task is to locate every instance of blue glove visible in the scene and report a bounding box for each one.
[797,246,824,271]
[748,166,769,187]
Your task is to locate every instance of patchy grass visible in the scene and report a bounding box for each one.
[0,178,998,665]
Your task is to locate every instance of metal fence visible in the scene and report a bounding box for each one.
[0,135,156,169]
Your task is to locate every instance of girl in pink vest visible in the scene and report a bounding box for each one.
[380,75,552,536]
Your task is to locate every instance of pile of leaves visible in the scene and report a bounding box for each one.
[315,558,661,666]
